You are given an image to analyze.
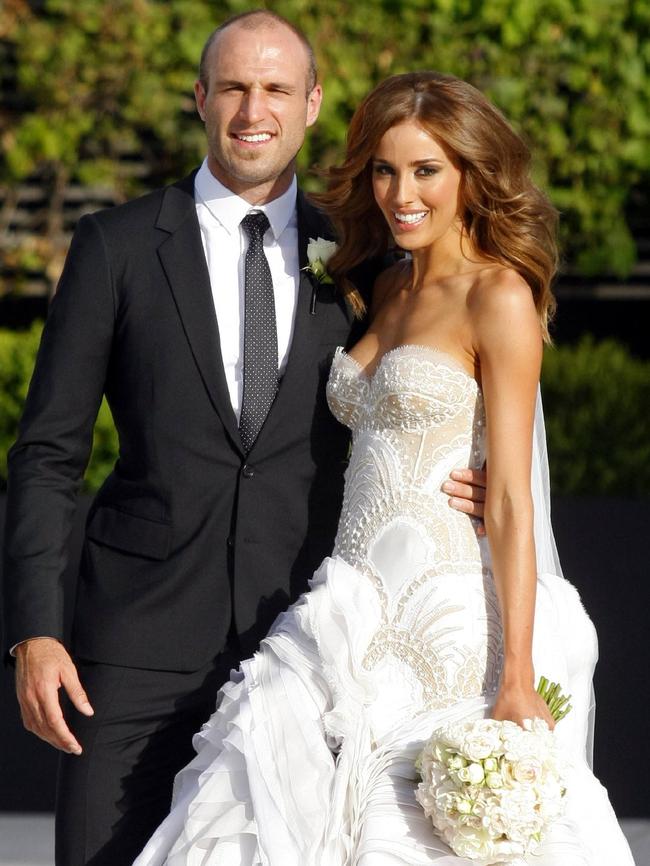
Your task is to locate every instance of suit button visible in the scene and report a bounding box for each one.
[242,464,255,479]
[227,536,234,548]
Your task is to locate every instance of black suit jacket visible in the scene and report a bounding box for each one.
[2,172,367,670]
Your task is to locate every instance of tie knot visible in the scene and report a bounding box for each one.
[241,211,270,239]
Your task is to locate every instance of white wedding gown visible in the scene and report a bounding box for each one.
[135,345,634,866]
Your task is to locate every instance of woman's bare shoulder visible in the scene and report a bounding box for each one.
[466,266,542,359]
[467,266,536,320]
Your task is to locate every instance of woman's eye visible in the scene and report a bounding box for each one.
[373,164,393,175]
[417,166,439,176]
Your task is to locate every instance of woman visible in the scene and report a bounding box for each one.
[136,72,633,865]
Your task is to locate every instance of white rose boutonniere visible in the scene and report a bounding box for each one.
[305,237,338,284]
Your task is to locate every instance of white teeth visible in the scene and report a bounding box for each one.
[237,133,272,142]
[394,211,427,224]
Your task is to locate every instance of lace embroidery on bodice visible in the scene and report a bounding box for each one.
[326,345,502,714]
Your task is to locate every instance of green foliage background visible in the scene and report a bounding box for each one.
[0,322,119,493]
[541,337,650,495]
[1,0,649,275]
[1,2,648,496]
[1,324,649,495]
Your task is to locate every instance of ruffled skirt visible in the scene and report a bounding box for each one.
[134,556,633,866]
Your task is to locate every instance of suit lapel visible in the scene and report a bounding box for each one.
[283,189,336,371]
[255,192,350,450]
[156,174,243,454]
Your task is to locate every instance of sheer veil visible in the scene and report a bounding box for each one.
[531,386,596,766]
[531,386,563,578]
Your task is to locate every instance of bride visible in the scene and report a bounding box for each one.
[135,72,634,865]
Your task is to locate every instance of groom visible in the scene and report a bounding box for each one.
[3,10,485,864]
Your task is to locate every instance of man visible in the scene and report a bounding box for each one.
[2,11,485,864]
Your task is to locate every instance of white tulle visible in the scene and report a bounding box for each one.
[530,387,598,767]
[134,346,633,866]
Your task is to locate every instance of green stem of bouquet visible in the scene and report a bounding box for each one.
[536,675,572,721]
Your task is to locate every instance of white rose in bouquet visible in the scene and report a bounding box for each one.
[511,756,543,785]
[462,723,504,762]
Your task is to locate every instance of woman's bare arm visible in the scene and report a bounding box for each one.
[471,270,554,728]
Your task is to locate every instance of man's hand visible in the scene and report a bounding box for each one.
[15,638,94,755]
[442,468,487,534]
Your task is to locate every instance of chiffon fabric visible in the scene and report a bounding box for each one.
[135,345,633,866]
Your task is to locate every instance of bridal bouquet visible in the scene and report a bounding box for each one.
[415,680,571,864]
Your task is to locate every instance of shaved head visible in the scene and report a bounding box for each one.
[199,11,317,95]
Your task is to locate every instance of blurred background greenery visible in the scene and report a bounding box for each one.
[2,0,650,277]
[0,0,649,494]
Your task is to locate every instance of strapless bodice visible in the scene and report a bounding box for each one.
[327,344,485,439]
[327,345,488,577]
[324,345,501,714]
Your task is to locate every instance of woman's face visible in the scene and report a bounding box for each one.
[371,120,463,252]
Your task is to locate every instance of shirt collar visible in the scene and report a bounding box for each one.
[194,157,297,240]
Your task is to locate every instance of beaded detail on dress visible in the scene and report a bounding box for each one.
[326,345,502,713]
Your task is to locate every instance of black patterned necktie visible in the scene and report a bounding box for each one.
[239,211,278,453]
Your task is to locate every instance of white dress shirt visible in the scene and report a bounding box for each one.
[194,158,301,421]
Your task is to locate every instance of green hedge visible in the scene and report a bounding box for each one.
[0,322,118,492]
[541,336,650,495]
[1,325,649,495]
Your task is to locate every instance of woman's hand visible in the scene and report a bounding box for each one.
[491,681,555,730]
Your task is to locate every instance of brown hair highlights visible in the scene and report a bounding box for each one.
[314,72,558,340]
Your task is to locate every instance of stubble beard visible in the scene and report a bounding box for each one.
[207,125,299,192]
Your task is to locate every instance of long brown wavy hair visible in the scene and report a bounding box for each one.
[313,72,558,341]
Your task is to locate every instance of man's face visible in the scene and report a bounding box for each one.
[195,23,322,203]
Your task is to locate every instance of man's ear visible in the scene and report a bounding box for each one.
[306,83,323,128]
[194,80,207,122]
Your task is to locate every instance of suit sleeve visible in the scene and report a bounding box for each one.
[2,213,116,656]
